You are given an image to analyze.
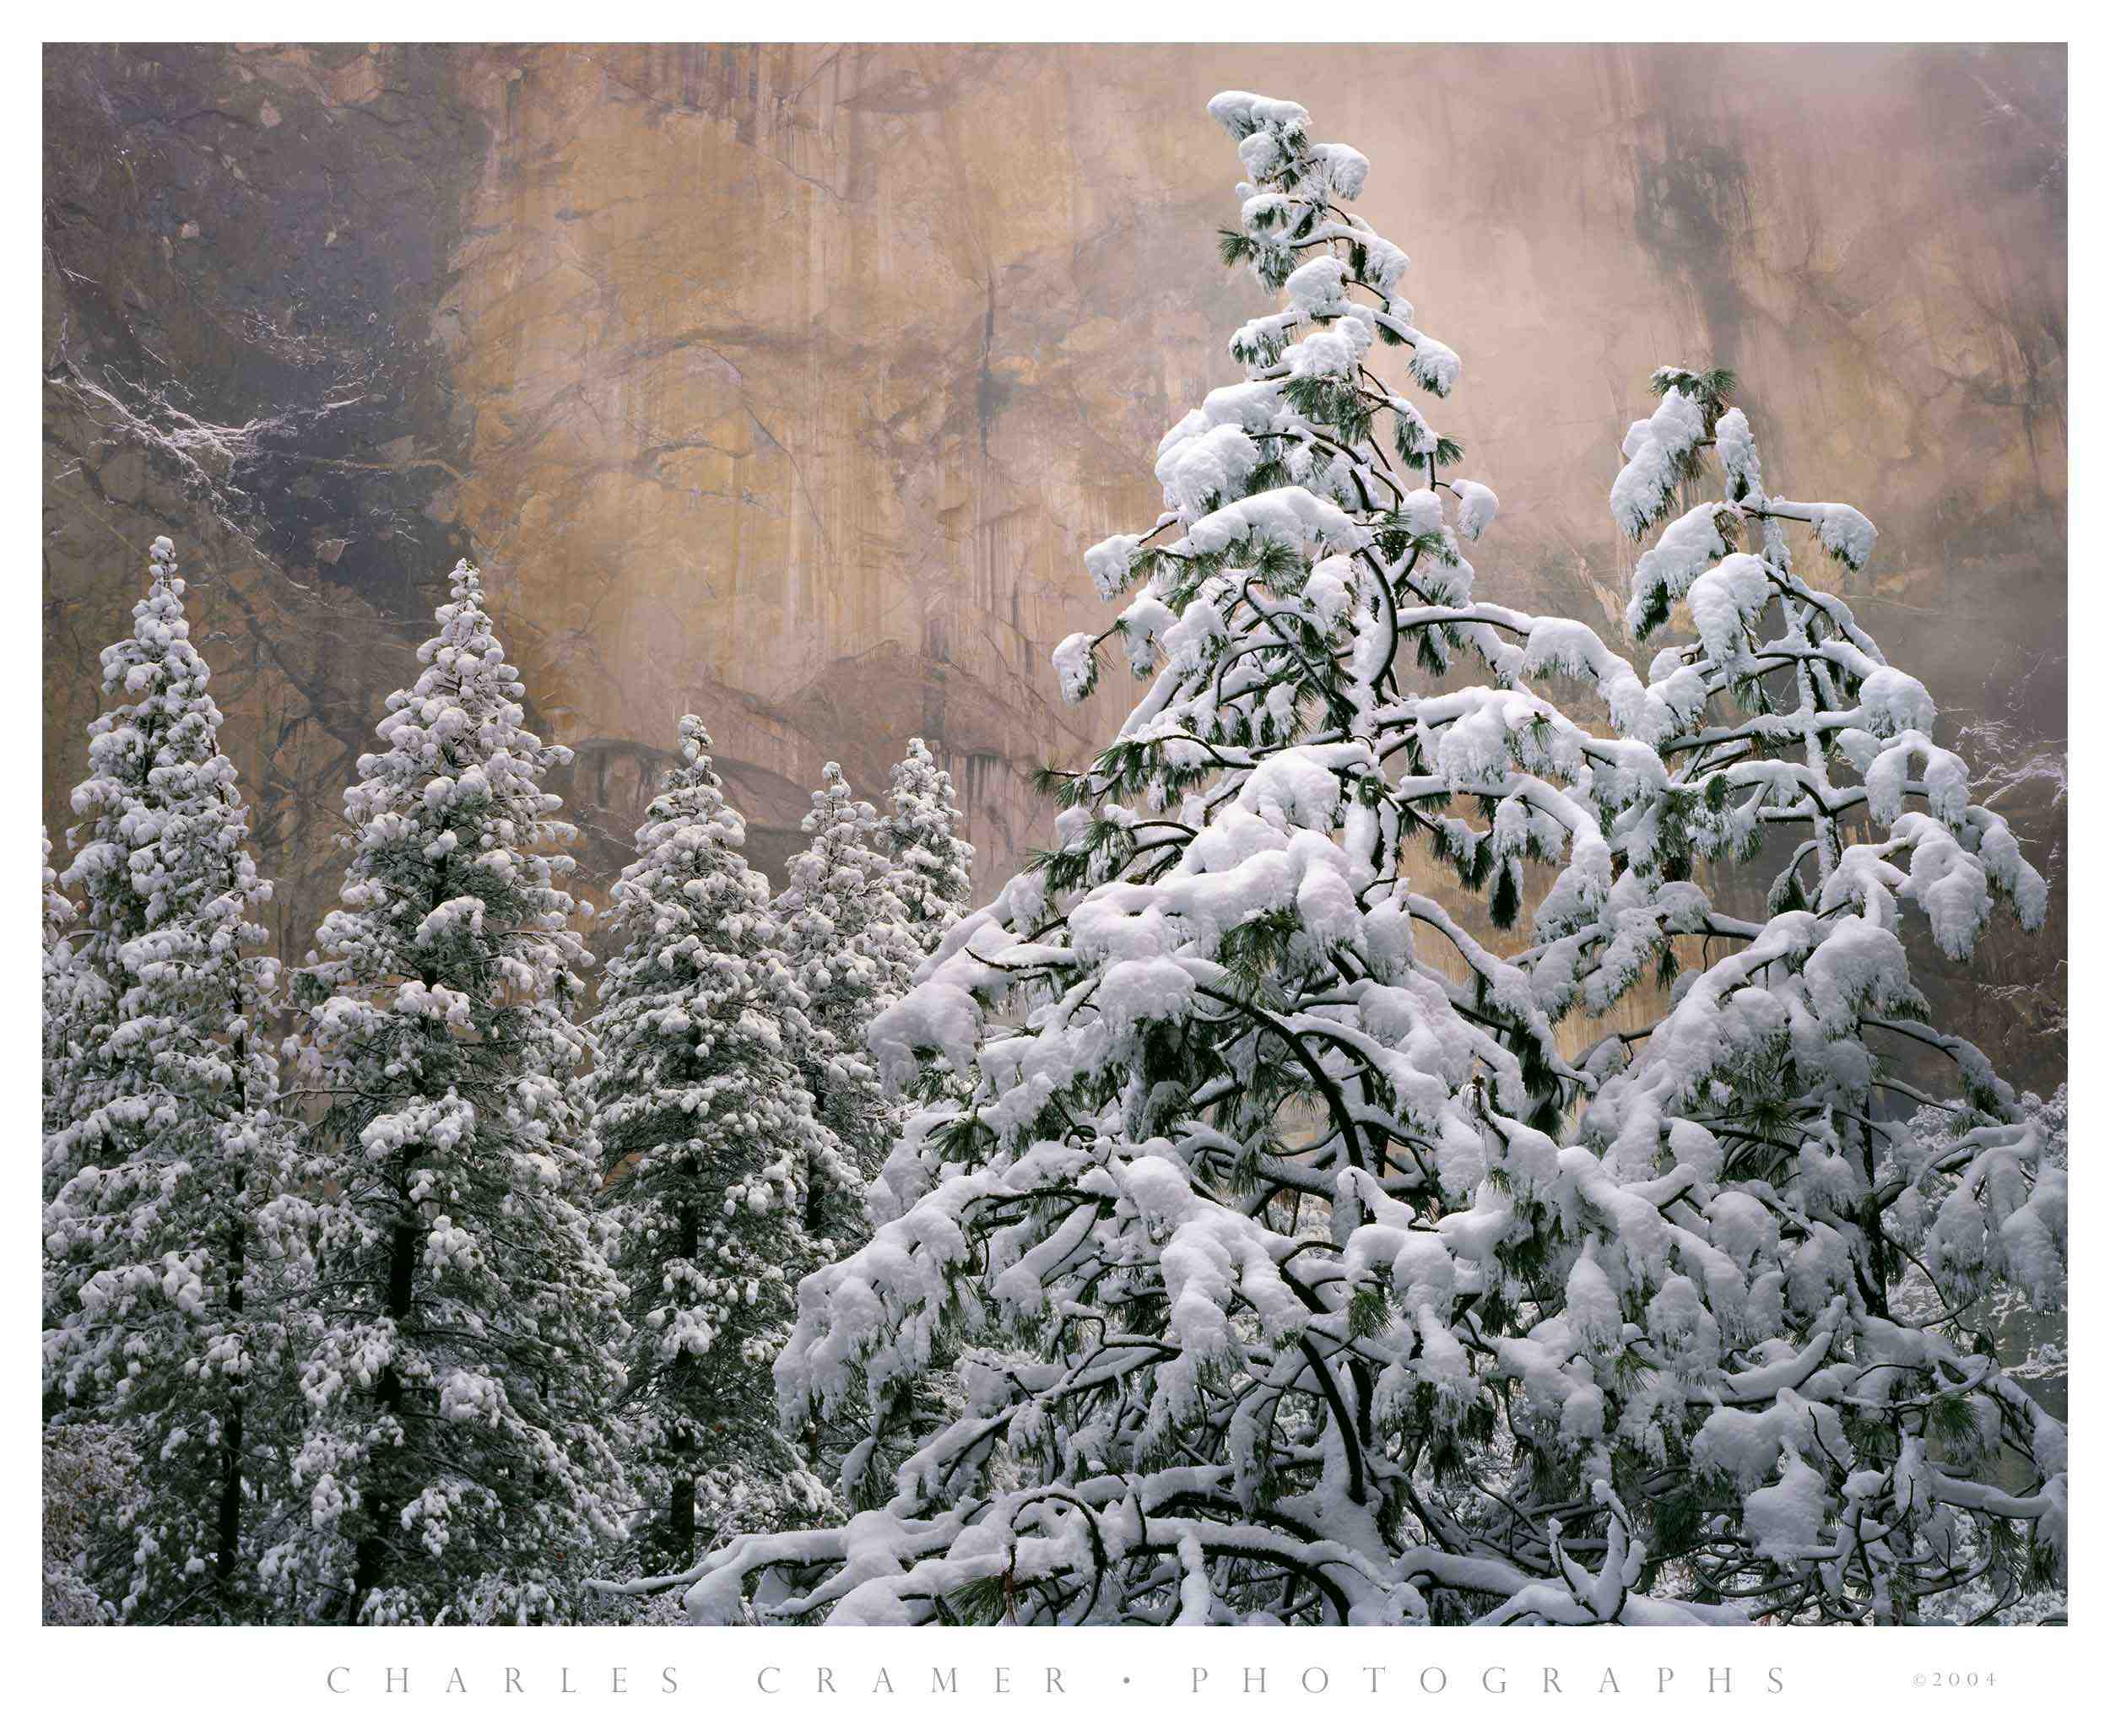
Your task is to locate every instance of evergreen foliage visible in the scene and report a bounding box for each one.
[43,1424,138,1625]
[884,738,977,956]
[42,825,79,1138]
[274,560,628,1624]
[649,92,2065,1628]
[41,538,299,1622]
[772,766,920,1243]
[587,716,839,1573]
[35,87,2067,1637]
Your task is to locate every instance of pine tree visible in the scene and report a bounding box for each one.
[884,738,976,956]
[586,716,839,1574]
[772,766,919,1244]
[42,825,80,1138]
[647,92,2063,1627]
[41,537,299,1622]
[276,559,628,1625]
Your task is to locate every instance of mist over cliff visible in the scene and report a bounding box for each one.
[41,42,2065,1085]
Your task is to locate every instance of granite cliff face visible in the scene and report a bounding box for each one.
[41,43,2066,1082]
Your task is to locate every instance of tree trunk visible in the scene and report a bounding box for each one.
[215,1396,245,1610]
[214,1015,252,1615]
[347,1213,418,1620]
[803,1078,828,1236]
[214,1196,246,1613]
[668,1450,696,1570]
[668,1166,700,1566]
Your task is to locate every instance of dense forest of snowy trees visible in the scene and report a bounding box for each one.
[41,91,2064,1627]
[38,545,974,1624]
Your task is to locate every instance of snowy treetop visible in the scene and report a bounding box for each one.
[304,560,589,1028]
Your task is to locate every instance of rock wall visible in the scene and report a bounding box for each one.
[42,43,2066,1084]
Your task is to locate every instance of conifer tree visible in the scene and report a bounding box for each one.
[276,559,627,1625]
[41,537,298,1622]
[772,767,919,1243]
[884,738,977,956]
[42,825,79,1138]
[586,716,839,1572]
[647,92,2064,1627]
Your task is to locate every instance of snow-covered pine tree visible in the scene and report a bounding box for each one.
[772,766,919,1243]
[41,537,299,1622]
[647,92,2064,1627]
[42,825,79,1138]
[277,559,628,1625]
[586,716,839,1574]
[884,738,976,957]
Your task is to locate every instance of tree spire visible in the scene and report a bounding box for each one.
[884,738,976,956]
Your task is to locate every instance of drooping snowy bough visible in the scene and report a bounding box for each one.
[637,93,2064,1626]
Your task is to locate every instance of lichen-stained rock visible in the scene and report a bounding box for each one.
[43,43,2066,1083]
